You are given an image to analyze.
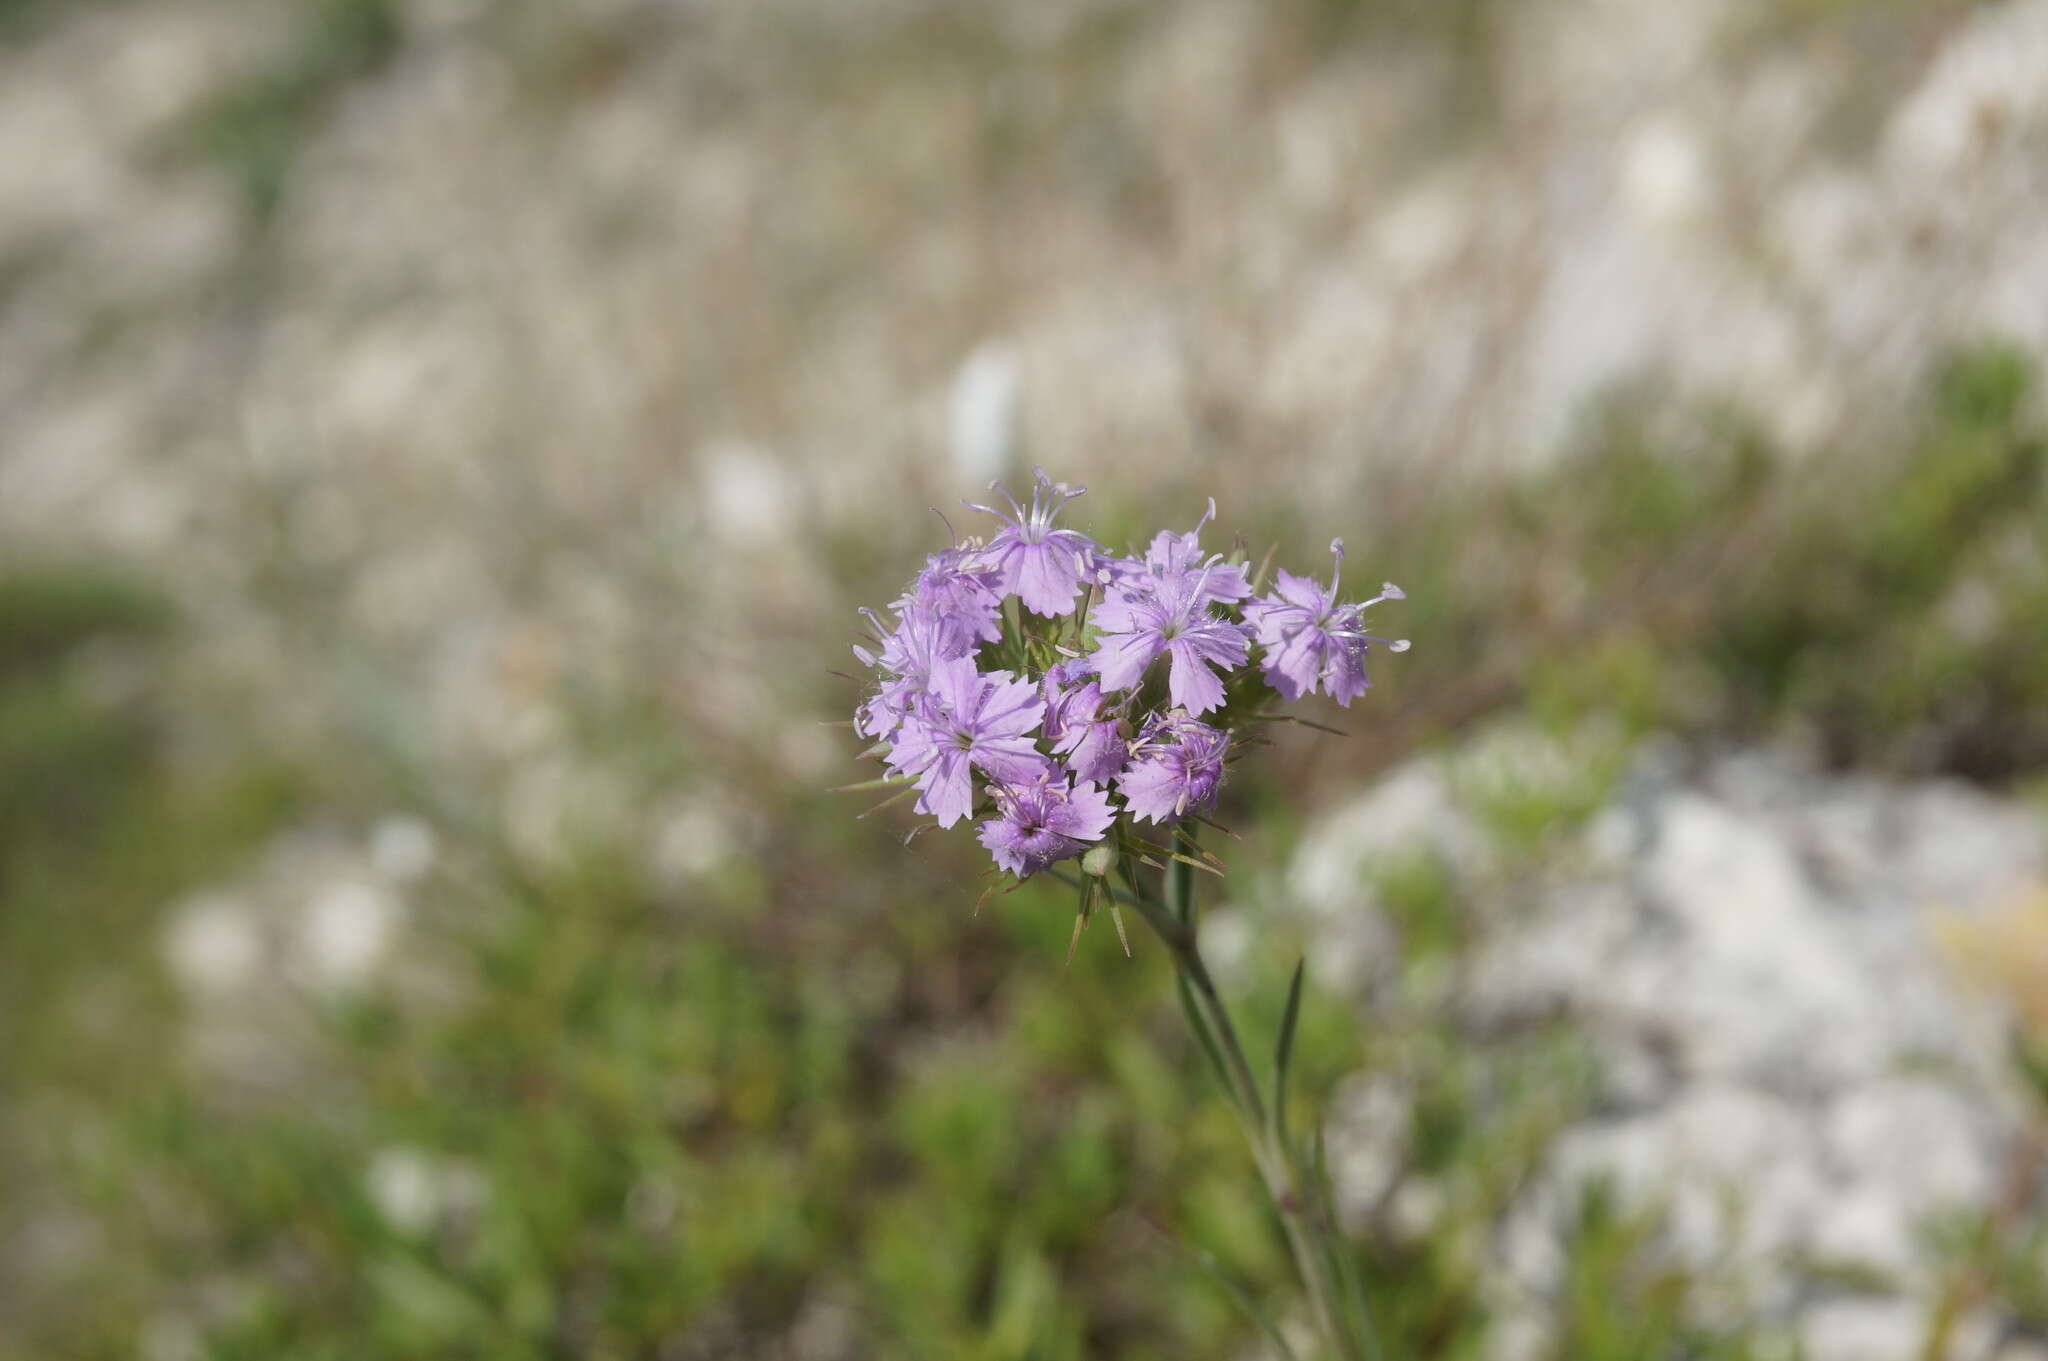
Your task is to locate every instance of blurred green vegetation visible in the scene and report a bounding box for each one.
[177,0,401,227]
[1357,341,2048,784]
[6,341,2048,1358]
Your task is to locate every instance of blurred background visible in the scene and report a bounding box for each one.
[5,0,2048,1357]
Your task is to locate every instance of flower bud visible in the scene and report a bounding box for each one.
[1080,843,1117,878]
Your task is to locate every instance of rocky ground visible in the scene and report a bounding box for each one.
[1298,734,2048,1360]
[7,0,2048,1356]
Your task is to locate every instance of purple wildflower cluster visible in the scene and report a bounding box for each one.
[851,471,1408,881]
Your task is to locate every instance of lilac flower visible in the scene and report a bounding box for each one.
[885,657,1047,828]
[1124,498,1249,607]
[1090,571,1252,716]
[965,468,1102,617]
[896,544,1003,659]
[1115,711,1229,824]
[1242,539,1409,707]
[1041,662,1127,786]
[977,771,1116,877]
[853,608,949,740]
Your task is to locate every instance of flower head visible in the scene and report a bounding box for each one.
[966,468,1103,617]
[1115,710,1229,824]
[886,657,1047,827]
[896,543,1004,658]
[1089,570,1252,716]
[1243,540,1409,706]
[848,478,1406,892]
[1041,661,1128,786]
[976,771,1116,877]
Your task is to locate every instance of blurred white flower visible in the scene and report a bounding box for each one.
[365,1147,437,1235]
[1374,168,1474,279]
[295,879,399,991]
[365,1146,488,1237]
[162,893,262,998]
[650,797,731,885]
[1199,907,1252,983]
[947,342,1018,488]
[700,439,790,542]
[370,815,437,883]
[1622,114,1710,229]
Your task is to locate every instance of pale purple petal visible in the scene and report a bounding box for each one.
[1093,630,1164,693]
[1115,760,1185,824]
[974,674,1046,740]
[1270,569,1328,612]
[1062,722,1128,785]
[917,749,974,828]
[1166,640,1226,714]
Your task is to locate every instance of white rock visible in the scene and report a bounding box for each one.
[1800,1298,1924,1361]
[1826,1078,1999,1214]
[1641,793,1881,1084]
[1809,1185,1913,1281]
[1289,759,1486,918]
[1321,744,2046,1342]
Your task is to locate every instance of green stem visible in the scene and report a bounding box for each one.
[1136,848,1362,1361]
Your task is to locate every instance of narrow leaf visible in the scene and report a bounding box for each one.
[1164,843,1195,926]
[1176,973,1240,1113]
[1312,1122,1385,1361]
[1273,958,1306,1146]
[1169,1237,1303,1361]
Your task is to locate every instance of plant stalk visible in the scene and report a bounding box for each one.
[1128,854,1365,1361]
